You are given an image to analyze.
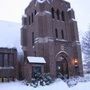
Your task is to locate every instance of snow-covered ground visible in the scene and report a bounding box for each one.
[0,20,89,90]
[0,74,90,90]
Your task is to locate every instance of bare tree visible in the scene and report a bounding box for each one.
[82,31,90,60]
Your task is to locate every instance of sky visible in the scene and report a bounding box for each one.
[0,0,90,32]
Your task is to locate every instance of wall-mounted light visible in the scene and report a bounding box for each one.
[74,59,78,67]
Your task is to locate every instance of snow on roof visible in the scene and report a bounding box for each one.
[27,56,46,63]
[0,66,14,69]
[35,0,51,7]
[71,18,76,21]
[36,11,51,16]
[36,0,50,4]
[0,21,22,53]
[67,8,72,12]
[37,0,46,3]
[55,38,67,42]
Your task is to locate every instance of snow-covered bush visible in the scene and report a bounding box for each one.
[30,78,38,88]
[43,73,53,85]
[66,78,78,87]
[23,73,53,88]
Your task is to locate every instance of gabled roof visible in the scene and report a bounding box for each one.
[27,56,46,64]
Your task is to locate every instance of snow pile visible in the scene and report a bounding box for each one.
[64,74,90,87]
[77,74,90,82]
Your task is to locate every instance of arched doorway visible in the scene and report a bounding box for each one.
[56,52,69,78]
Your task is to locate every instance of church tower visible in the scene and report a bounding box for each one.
[21,0,83,79]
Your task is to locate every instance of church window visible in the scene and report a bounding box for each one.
[21,29,27,46]
[4,54,9,67]
[35,10,37,15]
[61,11,65,21]
[32,32,34,46]
[32,13,34,23]
[55,29,58,38]
[56,9,60,20]
[51,7,55,18]
[61,30,64,39]
[29,16,31,25]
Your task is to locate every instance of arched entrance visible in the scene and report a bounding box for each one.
[56,52,69,78]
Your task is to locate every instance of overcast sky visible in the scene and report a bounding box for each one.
[0,0,90,32]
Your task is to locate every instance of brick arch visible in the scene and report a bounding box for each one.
[55,51,70,78]
[55,51,69,58]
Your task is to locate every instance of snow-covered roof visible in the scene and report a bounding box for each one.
[0,66,14,69]
[36,11,51,16]
[0,21,22,53]
[27,56,46,63]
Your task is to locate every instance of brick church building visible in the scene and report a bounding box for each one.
[0,0,83,82]
[21,0,83,81]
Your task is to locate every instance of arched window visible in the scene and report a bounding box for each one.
[56,9,60,20]
[51,7,55,18]
[21,29,27,46]
[55,28,58,38]
[61,11,65,21]
[32,13,34,23]
[35,10,37,15]
[32,32,34,46]
[29,16,31,25]
[61,30,64,39]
